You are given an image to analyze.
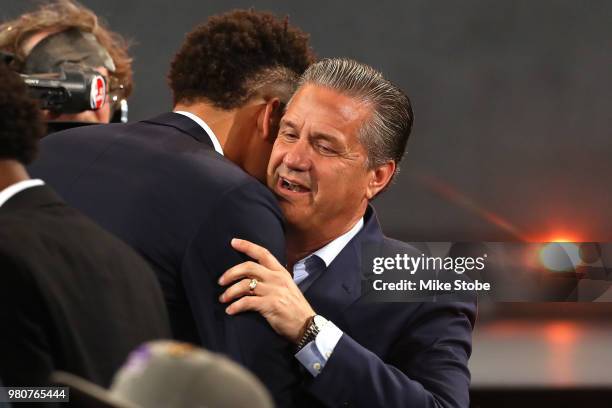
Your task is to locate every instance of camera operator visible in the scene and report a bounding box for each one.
[0,0,132,129]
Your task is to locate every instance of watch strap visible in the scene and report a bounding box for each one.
[296,315,319,351]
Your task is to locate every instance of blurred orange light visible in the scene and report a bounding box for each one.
[526,232,583,243]
[545,321,578,345]
[551,236,577,243]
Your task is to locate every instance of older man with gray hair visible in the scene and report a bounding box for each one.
[219,58,476,408]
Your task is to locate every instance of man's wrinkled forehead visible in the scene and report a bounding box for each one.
[23,28,115,74]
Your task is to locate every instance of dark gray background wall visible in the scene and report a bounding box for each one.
[3,0,611,242]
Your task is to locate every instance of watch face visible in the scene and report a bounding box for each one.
[313,315,328,329]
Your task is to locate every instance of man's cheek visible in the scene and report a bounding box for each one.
[268,149,285,168]
[266,159,280,181]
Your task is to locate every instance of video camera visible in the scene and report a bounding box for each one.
[2,51,116,115]
[0,28,128,125]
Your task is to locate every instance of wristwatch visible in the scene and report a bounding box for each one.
[296,314,328,351]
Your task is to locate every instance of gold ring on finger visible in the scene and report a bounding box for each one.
[248,278,258,293]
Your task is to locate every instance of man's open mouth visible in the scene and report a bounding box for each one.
[279,177,310,193]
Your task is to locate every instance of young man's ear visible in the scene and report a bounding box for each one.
[366,161,396,200]
[257,98,281,142]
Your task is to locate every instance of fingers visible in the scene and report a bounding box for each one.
[225,294,263,315]
[220,278,268,303]
[219,261,267,286]
[231,238,283,270]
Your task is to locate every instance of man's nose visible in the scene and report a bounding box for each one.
[282,137,311,171]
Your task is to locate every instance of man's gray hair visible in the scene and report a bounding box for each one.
[298,58,413,175]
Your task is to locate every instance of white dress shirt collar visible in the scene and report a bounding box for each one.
[0,179,45,208]
[173,110,224,156]
[312,217,365,267]
[295,217,364,269]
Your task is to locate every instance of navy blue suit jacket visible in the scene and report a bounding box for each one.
[29,113,299,405]
[299,207,476,408]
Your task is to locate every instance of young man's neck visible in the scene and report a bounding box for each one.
[173,102,237,148]
[0,160,29,192]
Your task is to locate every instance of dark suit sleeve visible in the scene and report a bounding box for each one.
[0,250,54,386]
[304,301,476,408]
[180,179,298,406]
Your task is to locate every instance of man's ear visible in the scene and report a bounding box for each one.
[366,161,396,200]
[257,97,281,142]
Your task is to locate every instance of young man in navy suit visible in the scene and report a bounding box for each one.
[29,10,315,406]
[219,58,477,407]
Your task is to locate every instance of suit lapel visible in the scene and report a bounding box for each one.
[142,112,216,150]
[304,206,385,322]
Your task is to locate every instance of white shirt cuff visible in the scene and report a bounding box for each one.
[295,320,343,377]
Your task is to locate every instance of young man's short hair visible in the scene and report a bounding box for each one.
[168,9,316,109]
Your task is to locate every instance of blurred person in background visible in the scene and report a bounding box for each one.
[0,63,170,388]
[53,341,274,408]
[0,0,132,127]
